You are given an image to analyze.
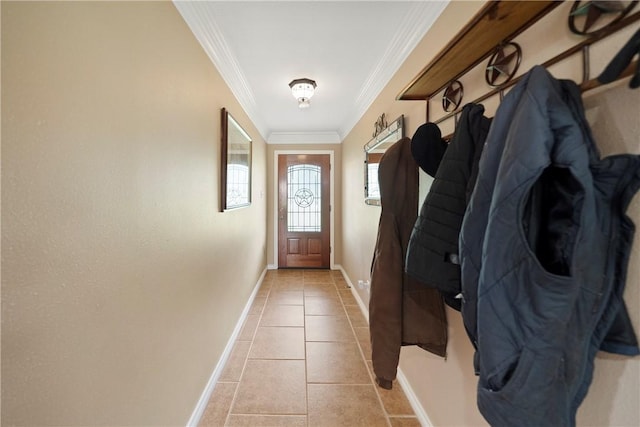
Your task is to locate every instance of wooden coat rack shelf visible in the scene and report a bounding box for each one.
[398,0,640,125]
[397,1,560,101]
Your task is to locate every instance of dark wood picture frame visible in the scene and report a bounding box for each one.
[221,108,252,211]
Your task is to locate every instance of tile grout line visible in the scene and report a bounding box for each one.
[222,282,271,426]
[303,271,310,427]
[215,270,411,426]
[337,273,394,427]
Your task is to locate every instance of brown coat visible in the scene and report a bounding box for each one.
[369,136,448,390]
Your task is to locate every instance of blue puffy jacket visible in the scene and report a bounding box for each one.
[459,66,640,426]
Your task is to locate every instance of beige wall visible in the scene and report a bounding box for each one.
[266,144,342,268]
[340,1,640,426]
[578,81,640,427]
[2,2,267,425]
[2,1,638,426]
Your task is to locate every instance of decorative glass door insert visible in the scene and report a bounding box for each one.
[287,164,321,232]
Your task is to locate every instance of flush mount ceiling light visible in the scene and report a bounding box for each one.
[289,78,317,109]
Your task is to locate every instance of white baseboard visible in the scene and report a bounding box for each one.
[336,265,369,323]
[338,267,432,427]
[396,369,434,427]
[186,267,267,427]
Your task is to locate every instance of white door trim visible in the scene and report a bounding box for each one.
[273,150,335,269]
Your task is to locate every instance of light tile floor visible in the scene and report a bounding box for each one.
[199,269,420,427]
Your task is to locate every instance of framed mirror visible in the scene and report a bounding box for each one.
[221,108,252,211]
[364,115,404,205]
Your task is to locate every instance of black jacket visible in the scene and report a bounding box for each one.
[405,103,490,310]
[459,66,640,426]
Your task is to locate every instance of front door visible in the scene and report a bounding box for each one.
[278,154,330,268]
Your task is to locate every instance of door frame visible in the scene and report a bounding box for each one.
[273,150,334,269]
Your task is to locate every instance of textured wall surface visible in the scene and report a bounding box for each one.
[578,83,640,427]
[1,2,266,425]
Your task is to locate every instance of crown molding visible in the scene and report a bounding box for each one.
[267,131,341,145]
[174,1,269,139]
[338,1,448,139]
[176,1,448,144]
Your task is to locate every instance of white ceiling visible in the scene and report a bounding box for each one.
[174,1,448,143]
